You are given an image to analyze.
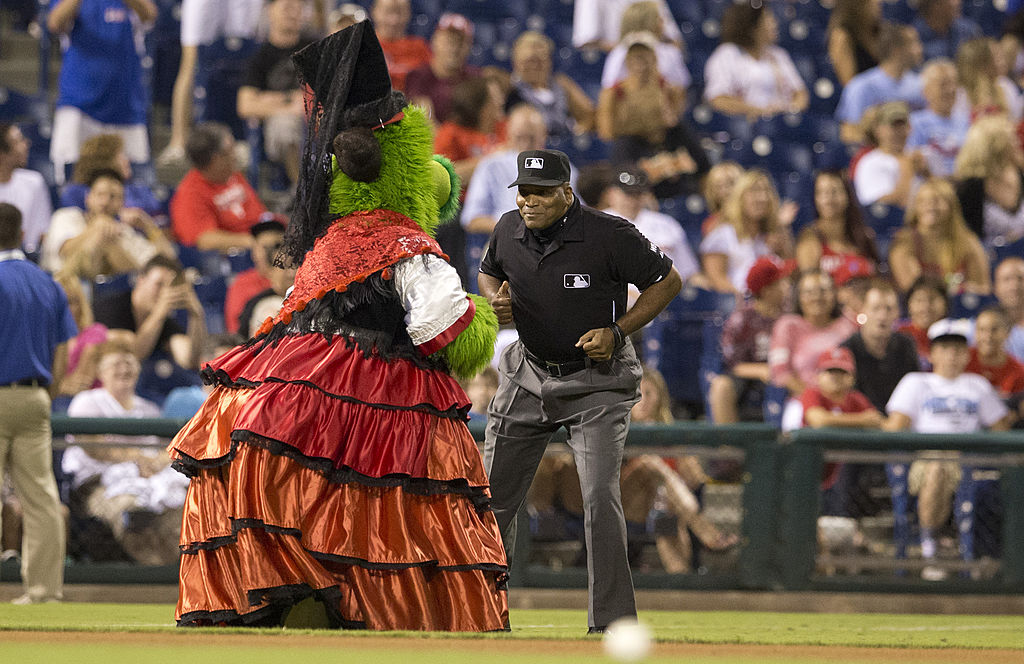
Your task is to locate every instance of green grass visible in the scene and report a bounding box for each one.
[0,604,1022,650]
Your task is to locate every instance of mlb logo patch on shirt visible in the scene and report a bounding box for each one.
[564,274,590,288]
[525,158,544,169]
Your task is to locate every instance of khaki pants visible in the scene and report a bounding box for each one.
[0,386,65,600]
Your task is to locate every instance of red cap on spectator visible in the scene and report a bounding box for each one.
[436,13,473,40]
[832,256,875,287]
[746,256,795,296]
[816,346,856,374]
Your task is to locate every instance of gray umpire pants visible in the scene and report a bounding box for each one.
[483,339,642,628]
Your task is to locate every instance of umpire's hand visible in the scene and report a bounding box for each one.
[489,281,514,325]
[575,327,615,361]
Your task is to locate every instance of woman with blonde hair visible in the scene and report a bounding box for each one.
[699,169,792,294]
[700,161,743,237]
[600,1,690,92]
[954,115,1024,244]
[955,38,1013,121]
[61,133,160,215]
[889,177,990,294]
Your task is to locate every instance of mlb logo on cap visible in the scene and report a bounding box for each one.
[509,149,572,188]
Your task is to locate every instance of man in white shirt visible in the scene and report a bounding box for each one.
[884,318,1014,579]
[0,123,52,255]
[602,167,698,281]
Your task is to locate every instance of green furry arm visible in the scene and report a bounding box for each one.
[431,155,461,225]
[437,293,498,381]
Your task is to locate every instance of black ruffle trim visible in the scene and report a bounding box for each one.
[199,367,471,421]
[178,584,365,629]
[172,431,492,513]
[180,516,510,581]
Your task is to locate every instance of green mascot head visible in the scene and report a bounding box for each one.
[280,20,494,380]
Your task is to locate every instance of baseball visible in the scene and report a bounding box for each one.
[603,617,653,662]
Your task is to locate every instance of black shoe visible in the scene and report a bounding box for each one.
[588,626,606,634]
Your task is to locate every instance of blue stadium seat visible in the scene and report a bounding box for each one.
[660,193,707,257]
[949,292,997,319]
[553,133,609,167]
[147,0,182,107]
[644,285,735,409]
[0,86,45,122]
[963,0,1004,36]
[992,235,1024,266]
[776,170,815,231]
[861,202,905,259]
[446,0,528,21]
[723,135,814,173]
[555,47,605,101]
[193,37,259,138]
[687,104,753,144]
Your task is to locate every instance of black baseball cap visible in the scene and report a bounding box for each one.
[250,214,287,237]
[508,149,572,188]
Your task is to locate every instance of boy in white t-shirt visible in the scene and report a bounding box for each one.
[884,318,1014,579]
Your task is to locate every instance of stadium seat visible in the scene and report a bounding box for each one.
[147,0,183,108]
[861,202,905,259]
[555,47,604,101]
[660,193,706,257]
[0,86,45,123]
[992,235,1024,265]
[687,104,753,144]
[949,291,997,319]
[193,37,259,138]
[644,285,735,410]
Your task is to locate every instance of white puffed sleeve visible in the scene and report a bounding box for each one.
[393,254,476,355]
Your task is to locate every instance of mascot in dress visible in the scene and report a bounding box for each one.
[166,20,509,631]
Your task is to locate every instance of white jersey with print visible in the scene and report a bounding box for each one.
[885,371,1008,433]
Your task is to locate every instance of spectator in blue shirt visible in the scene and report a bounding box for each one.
[47,0,157,184]
[907,58,969,177]
[912,0,982,61]
[836,23,926,144]
[0,202,78,605]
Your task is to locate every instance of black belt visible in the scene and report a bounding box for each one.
[522,347,590,377]
[3,377,48,388]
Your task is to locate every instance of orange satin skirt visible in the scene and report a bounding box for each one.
[168,336,509,631]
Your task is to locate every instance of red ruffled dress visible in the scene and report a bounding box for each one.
[168,210,509,630]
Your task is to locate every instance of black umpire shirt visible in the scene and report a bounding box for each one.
[480,197,673,362]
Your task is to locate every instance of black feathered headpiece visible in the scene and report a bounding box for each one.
[280,20,407,266]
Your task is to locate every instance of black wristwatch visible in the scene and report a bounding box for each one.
[608,322,626,350]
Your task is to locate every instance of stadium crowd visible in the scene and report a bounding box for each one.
[3,0,1024,585]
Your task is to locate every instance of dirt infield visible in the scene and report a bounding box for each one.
[4,630,1022,664]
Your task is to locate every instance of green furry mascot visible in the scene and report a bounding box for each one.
[168,20,509,631]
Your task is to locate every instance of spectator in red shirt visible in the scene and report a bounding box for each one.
[434,77,504,188]
[708,255,793,424]
[372,0,431,92]
[223,218,286,335]
[170,122,267,251]
[405,13,480,124]
[795,347,882,502]
[967,305,1024,397]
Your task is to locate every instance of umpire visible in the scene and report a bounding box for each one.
[479,150,681,632]
[0,203,76,604]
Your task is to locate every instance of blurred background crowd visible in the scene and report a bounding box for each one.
[2,0,1024,579]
